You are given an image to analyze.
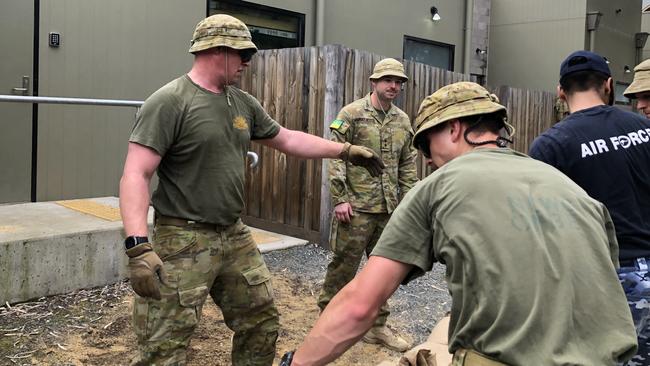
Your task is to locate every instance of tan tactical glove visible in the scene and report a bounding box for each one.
[126,243,167,300]
[339,142,386,177]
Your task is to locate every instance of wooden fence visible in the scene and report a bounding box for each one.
[238,45,556,245]
[493,86,556,154]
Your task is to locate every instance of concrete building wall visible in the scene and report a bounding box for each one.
[321,0,469,72]
[471,0,491,78]
[37,0,203,200]
[587,0,641,87]
[643,11,650,61]
[488,0,587,91]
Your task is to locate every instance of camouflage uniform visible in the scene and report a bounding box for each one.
[553,97,569,123]
[131,219,278,366]
[318,59,418,328]
[619,260,650,366]
[128,14,279,366]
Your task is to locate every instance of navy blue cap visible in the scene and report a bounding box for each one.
[559,50,611,80]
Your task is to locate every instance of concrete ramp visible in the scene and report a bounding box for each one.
[0,197,307,305]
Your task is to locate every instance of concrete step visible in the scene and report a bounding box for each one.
[0,197,307,305]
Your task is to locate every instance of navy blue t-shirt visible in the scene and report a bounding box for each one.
[529,105,650,260]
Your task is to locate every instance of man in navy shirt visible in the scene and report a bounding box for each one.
[529,50,650,365]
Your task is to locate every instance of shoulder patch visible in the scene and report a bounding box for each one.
[329,119,344,129]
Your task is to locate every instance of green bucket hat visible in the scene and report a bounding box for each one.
[413,82,513,143]
[624,59,650,98]
[369,58,409,82]
[189,14,257,54]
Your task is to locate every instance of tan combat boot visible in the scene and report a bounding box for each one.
[362,325,411,352]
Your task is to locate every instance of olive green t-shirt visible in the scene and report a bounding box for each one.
[371,148,637,365]
[130,75,280,225]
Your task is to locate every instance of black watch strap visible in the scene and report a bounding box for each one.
[280,351,294,366]
[124,236,149,250]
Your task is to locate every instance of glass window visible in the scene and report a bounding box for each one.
[403,35,454,71]
[208,0,305,49]
[615,81,631,105]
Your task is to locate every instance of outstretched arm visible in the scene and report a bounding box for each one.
[257,127,385,176]
[291,256,412,366]
[257,127,344,159]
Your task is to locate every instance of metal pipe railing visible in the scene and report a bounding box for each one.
[0,94,144,107]
[0,94,259,168]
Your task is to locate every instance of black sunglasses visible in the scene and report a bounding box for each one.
[238,49,256,63]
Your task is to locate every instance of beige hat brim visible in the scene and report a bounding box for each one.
[413,99,512,142]
[189,36,257,53]
[369,70,409,82]
[624,72,650,98]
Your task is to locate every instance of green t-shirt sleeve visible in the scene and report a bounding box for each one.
[247,93,281,140]
[371,181,436,284]
[129,91,181,156]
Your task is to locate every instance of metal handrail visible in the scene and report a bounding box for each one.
[0,94,144,107]
[0,94,259,168]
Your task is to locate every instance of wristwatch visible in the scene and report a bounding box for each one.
[124,236,149,250]
[279,350,294,366]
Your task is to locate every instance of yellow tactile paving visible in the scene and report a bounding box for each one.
[0,225,21,233]
[56,199,122,222]
[251,231,280,245]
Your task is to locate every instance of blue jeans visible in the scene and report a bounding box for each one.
[619,258,650,366]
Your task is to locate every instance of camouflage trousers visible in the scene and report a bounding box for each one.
[318,212,390,326]
[130,218,279,366]
[619,258,650,366]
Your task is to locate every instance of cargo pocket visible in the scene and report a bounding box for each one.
[175,285,209,338]
[242,263,273,308]
[154,225,199,261]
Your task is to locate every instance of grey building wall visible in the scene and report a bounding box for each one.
[587,0,641,87]
[471,0,491,78]
[488,0,587,92]
[321,0,469,72]
[489,0,641,92]
[641,10,650,62]
[37,0,203,200]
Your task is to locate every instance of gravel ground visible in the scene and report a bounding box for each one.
[264,243,452,345]
[0,243,451,364]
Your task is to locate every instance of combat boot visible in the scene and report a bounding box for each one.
[362,325,411,352]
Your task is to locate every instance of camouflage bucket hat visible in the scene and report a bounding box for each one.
[369,58,409,81]
[189,14,257,54]
[413,82,514,143]
[624,59,650,98]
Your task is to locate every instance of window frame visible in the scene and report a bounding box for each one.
[402,35,455,71]
[207,0,306,49]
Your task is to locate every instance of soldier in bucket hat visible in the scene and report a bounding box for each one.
[317,57,418,352]
[120,14,384,366]
[624,59,650,118]
[281,82,636,366]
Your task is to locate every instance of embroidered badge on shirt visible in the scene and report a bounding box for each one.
[330,119,344,129]
[233,115,249,130]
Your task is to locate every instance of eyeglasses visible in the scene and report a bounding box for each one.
[238,49,256,63]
